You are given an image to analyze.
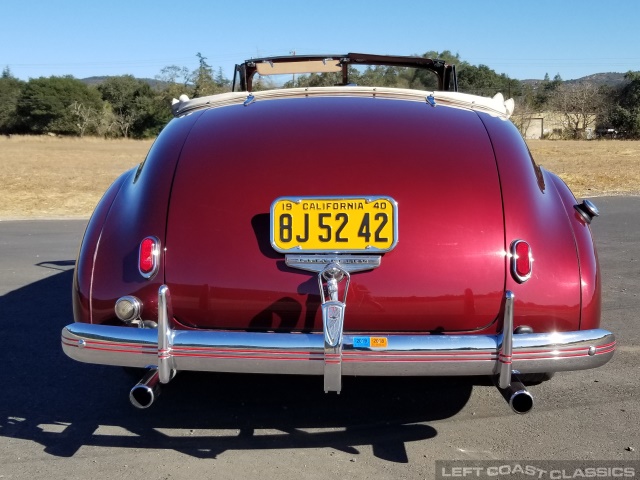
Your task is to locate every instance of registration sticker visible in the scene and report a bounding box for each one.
[353,337,388,349]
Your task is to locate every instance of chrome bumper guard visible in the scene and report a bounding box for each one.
[62,286,615,392]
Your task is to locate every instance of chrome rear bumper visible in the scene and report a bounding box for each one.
[62,322,615,375]
[62,287,615,386]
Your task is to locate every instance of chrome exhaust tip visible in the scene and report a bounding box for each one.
[497,376,534,414]
[129,368,160,409]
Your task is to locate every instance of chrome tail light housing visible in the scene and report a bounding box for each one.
[139,236,160,279]
[510,240,533,283]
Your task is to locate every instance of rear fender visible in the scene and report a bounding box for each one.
[478,113,582,332]
[77,111,205,325]
[546,172,601,330]
[73,169,134,323]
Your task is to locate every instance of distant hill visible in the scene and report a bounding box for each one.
[80,76,168,89]
[521,72,628,89]
[80,76,111,85]
[564,72,628,88]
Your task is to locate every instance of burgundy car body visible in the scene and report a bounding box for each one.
[62,53,614,413]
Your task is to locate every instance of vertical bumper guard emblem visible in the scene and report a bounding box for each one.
[318,263,350,393]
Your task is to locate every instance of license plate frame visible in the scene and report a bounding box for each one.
[270,196,398,253]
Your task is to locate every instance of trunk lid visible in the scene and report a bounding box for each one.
[165,95,505,332]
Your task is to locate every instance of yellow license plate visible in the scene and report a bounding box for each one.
[270,196,398,253]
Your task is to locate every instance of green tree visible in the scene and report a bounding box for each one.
[400,50,464,90]
[549,82,604,139]
[70,100,97,137]
[214,67,231,89]
[283,71,341,88]
[156,56,231,99]
[458,64,521,98]
[135,93,171,138]
[605,71,640,138]
[156,64,193,98]
[532,73,563,109]
[98,75,141,137]
[356,65,404,88]
[422,50,463,67]
[252,75,279,91]
[282,51,520,98]
[97,75,162,138]
[155,64,194,128]
[153,55,231,128]
[15,76,102,135]
[192,52,218,97]
[0,67,24,134]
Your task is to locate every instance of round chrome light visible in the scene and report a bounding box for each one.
[115,296,142,323]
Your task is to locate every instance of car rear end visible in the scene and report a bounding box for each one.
[62,87,615,413]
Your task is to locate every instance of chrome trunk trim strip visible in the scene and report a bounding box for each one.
[171,87,515,120]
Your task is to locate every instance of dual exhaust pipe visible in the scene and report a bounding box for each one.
[129,368,161,409]
[128,286,533,413]
[127,368,534,414]
[496,375,534,414]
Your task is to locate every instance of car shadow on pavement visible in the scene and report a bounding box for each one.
[0,266,476,463]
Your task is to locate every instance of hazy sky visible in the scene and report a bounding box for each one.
[2,0,638,82]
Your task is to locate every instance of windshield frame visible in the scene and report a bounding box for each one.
[233,52,457,92]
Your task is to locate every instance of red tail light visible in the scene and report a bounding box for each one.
[511,240,532,283]
[139,236,160,279]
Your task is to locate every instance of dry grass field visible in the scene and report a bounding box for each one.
[527,139,640,198]
[0,136,639,219]
[0,136,153,218]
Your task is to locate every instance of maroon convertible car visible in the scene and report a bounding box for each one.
[61,53,615,414]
